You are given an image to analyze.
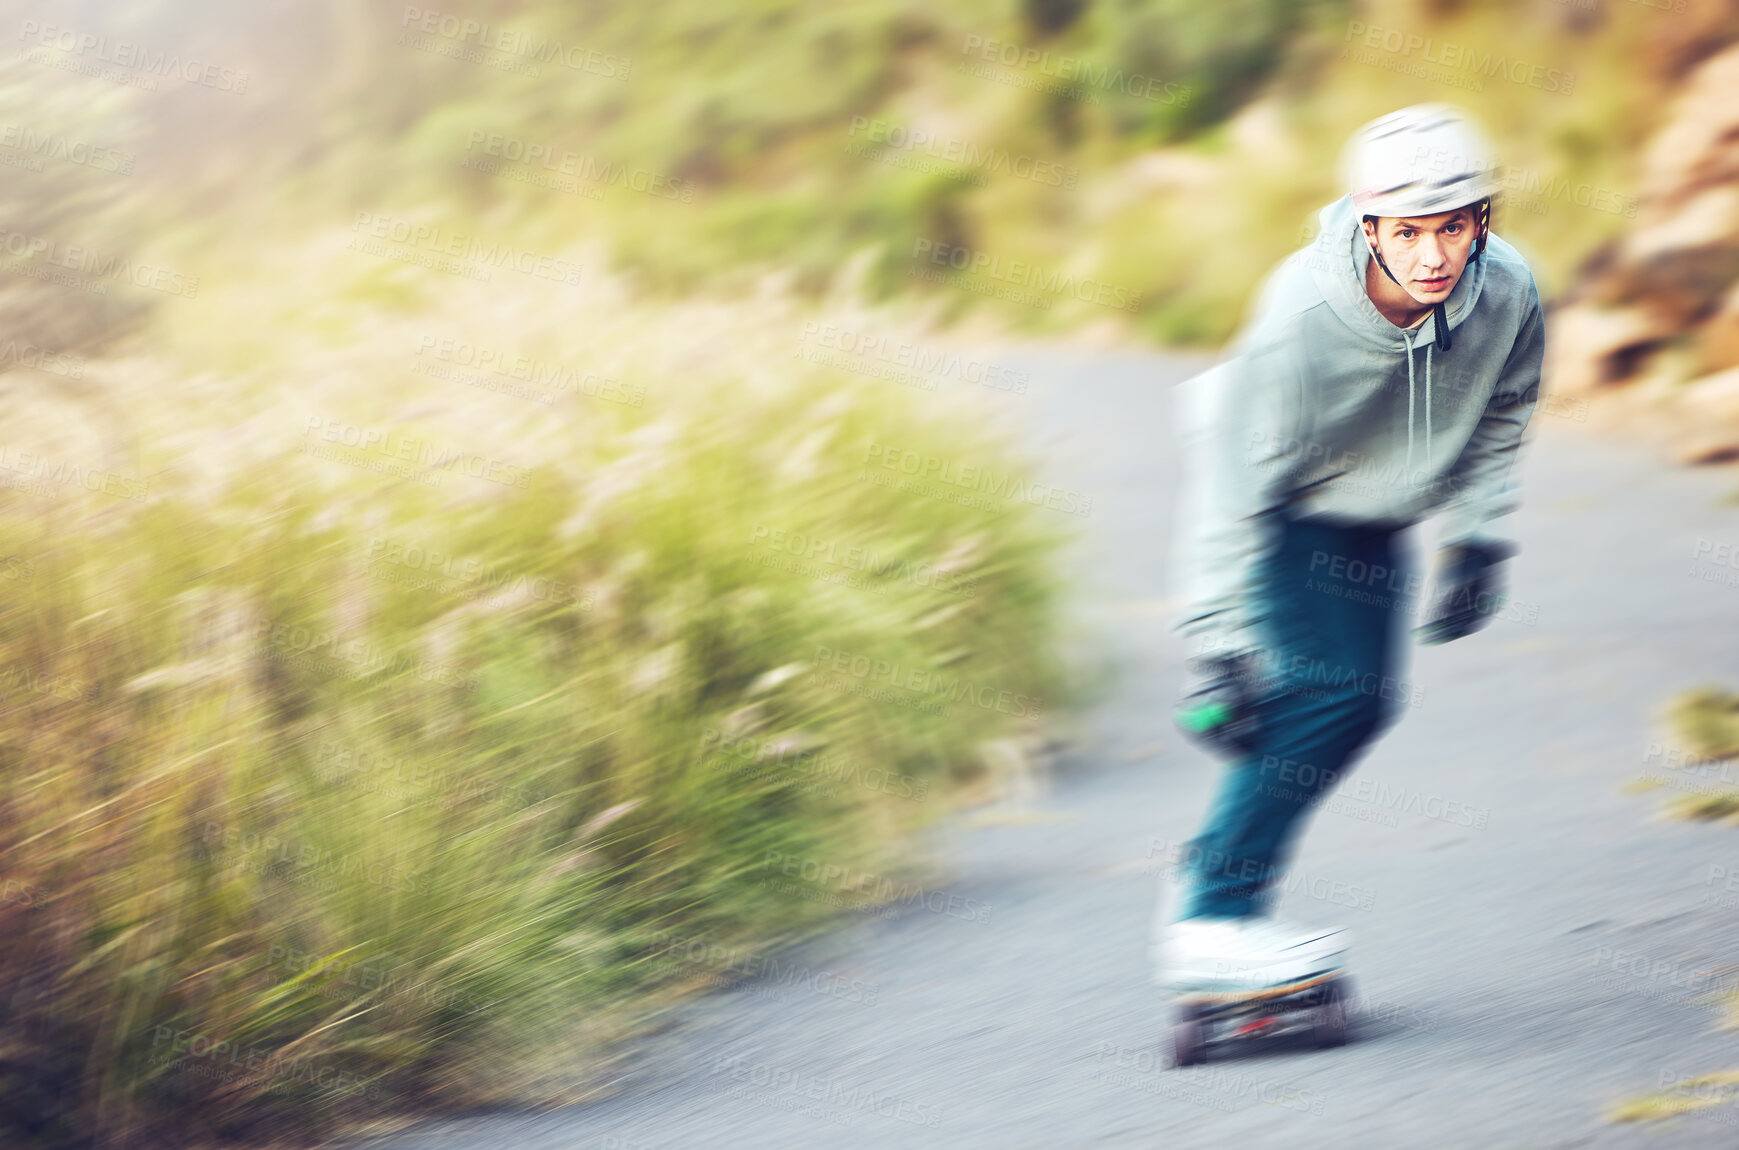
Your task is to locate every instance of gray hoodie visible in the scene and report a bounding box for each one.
[1175,194,1545,657]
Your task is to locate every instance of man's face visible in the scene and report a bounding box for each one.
[1360,208,1479,305]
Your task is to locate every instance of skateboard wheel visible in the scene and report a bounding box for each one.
[1171,1016,1207,1068]
[1310,978,1349,1049]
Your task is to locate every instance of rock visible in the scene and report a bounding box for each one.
[1698,282,1739,373]
[1544,305,1676,394]
[1636,44,1739,211]
[1550,39,1739,450]
[1670,367,1739,464]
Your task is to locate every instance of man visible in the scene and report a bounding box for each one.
[1157,105,1545,989]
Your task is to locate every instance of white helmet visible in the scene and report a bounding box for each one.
[1342,104,1501,218]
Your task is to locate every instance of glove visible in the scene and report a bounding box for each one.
[1415,541,1514,646]
[1174,651,1267,758]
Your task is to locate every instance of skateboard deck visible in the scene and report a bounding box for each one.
[1173,970,1339,1007]
[1170,971,1350,1066]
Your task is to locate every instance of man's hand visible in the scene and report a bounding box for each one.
[1416,541,1513,646]
[1174,651,1267,758]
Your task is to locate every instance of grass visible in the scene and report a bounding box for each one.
[1613,689,1739,1128]
[1647,689,1739,821]
[1611,1070,1739,1128]
[1669,689,1739,762]
[0,238,1077,1147]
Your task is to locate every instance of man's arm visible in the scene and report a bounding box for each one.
[1437,286,1545,550]
[1173,333,1307,661]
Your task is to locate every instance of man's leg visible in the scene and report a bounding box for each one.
[1174,515,1415,919]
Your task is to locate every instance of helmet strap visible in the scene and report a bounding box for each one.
[1360,214,1404,288]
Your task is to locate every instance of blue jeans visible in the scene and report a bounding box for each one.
[1176,513,1417,919]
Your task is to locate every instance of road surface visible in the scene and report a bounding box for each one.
[348,349,1739,1149]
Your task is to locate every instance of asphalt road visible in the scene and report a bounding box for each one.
[349,349,1739,1150]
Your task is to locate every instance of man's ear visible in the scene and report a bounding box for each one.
[1359,217,1380,245]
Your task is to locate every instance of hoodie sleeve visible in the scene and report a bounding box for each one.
[1436,282,1544,551]
[1173,326,1307,659]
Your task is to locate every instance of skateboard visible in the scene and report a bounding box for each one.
[1169,971,1350,1067]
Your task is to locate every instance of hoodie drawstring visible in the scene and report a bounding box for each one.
[1404,330,1416,474]
[1402,330,1435,475]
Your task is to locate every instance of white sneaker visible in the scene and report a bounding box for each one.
[1158,916,1348,991]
